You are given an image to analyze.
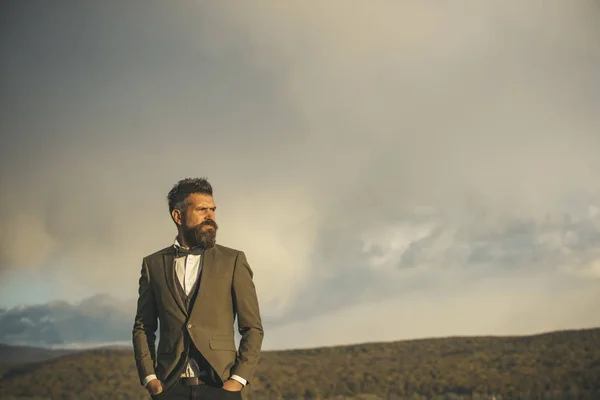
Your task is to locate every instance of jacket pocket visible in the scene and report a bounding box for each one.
[209,339,236,351]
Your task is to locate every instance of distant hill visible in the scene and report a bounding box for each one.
[0,343,77,365]
[0,327,598,400]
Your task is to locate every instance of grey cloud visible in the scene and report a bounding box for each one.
[0,0,307,280]
[265,272,600,350]
[0,294,134,346]
[0,0,599,346]
[272,207,600,328]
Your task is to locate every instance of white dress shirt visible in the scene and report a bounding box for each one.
[143,239,247,387]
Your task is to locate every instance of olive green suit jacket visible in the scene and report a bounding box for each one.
[132,244,264,389]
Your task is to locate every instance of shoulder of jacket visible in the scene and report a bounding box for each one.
[215,244,243,255]
[144,245,175,261]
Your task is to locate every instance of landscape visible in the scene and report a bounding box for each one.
[2,2,600,400]
[1,327,599,400]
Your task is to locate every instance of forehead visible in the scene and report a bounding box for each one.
[186,193,215,207]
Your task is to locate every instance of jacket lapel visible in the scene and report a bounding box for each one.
[190,246,216,317]
[163,249,188,317]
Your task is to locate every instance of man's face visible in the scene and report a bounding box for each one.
[173,193,218,249]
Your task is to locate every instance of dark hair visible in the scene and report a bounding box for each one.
[167,177,213,214]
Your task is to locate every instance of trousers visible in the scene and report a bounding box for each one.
[151,382,243,400]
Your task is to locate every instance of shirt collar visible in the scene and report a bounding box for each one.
[173,237,183,249]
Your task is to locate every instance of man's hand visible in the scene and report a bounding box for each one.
[222,379,243,392]
[146,379,164,395]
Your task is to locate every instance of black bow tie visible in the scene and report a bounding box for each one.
[175,246,204,257]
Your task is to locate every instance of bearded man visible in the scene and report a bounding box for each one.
[132,178,264,400]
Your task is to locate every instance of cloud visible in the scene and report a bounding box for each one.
[1,0,599,346]
[0,211,59,269]
[0,294,135,346]
[264,269,600,350]
[216,185,320,314]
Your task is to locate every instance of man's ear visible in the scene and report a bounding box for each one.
[171,209,183,226]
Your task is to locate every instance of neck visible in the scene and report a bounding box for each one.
[176,233,191,249]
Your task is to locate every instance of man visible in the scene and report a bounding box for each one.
[132,178,264,399]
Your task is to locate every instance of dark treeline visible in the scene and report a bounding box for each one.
[0,327,598,400]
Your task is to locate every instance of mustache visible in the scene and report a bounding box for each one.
[198,219,218,229]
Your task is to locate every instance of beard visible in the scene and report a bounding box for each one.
[182,219,218,249]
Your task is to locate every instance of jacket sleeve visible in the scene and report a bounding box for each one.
[230,251,264,383]
[132,257,158,385]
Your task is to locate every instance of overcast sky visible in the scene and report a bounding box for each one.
[1,0,600,350]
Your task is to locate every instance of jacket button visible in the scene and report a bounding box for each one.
[187,323,192,329]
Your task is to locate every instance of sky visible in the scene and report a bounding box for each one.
[1,0,600,350]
